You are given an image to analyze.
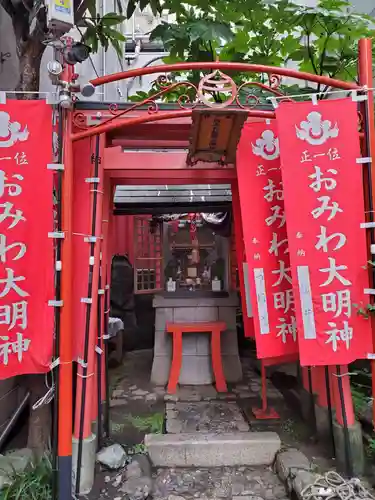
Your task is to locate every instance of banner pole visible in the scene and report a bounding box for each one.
[252,361,279,420]
[324,366,335,456]
[358,38,375,429]
[74,135,103,495]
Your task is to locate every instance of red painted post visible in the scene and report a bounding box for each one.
[99,174,111,411]
[58,108,74,500]
[74,136,105,439]
[73,135,105,494]
[358,38,375,428]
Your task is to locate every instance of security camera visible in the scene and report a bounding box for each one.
[63,42,91,65]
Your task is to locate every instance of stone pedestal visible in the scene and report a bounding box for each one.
[332,418,364,476]
[151,293,242,386]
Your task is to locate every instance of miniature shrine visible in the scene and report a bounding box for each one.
[110,191,243,386]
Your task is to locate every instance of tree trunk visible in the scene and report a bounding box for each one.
[15,36,46,96]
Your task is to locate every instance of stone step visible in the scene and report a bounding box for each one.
[145,431,281,467]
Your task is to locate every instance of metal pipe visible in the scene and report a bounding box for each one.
[0,391,30,451]
[58,74,75,500]
[90,61,361,90]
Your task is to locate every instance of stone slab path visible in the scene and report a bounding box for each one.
[109,350,283,408]
[166,401,250,433]
[91,351,288,500]
[153,466,289,500]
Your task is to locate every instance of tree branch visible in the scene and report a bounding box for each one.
[0,0,15,17]
[75,0,91,23]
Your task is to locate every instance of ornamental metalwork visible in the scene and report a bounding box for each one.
[72,70,289,131]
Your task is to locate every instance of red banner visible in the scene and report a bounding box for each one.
[0,101,54,377]
[236,121,298,358]
[276,98,372,366]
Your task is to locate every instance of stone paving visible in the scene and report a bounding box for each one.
[153,466,289,500]
[91,350,288,500]
[166,401,250,433]
[109,350,283,408]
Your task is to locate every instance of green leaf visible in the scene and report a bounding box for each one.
[126,0,137,19]
[105,27,126,41]
[86,0,96,19]
[101,12,126,25]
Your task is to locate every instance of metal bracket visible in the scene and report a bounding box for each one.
[356,157,372,164]
[47,163,65,171]
[48,300,63,307]
[84,236,99,243]
[269,97,278,109]
[352,90,368,102]
[48,231,65,239]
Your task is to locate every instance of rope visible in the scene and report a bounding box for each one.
[301,471,375,500]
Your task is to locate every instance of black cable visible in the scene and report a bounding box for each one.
[75,136,100,496]
[336,365,353,477]
[96,269,103,450]
[51,107,64,500]
[324,366,335,457]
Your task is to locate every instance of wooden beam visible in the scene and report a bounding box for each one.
[103,146,236,171]
[107,169,237,185]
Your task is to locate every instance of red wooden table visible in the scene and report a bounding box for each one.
[166,321,228,393]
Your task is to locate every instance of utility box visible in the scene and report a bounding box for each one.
[46,0,74,32]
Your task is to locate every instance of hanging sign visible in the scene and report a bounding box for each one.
[0,101,54,378]
[236,121,298,359]
[276,98,372,366]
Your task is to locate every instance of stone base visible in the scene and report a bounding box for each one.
[315,404,331,440]
[72,434,96,495]
[299,387,316,424]
[151,294,242,386]
[332,419,364,476]
[145,431,281,467]
[151,353,242,386]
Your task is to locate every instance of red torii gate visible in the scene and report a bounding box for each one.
[57,38,375,499]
